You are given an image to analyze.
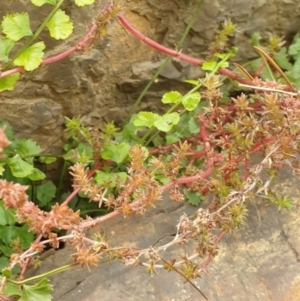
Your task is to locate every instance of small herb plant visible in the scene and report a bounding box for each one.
[0,1,299,301]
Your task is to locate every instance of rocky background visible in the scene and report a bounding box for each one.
[0,0,300,151]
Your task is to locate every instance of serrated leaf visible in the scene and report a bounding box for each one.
[183,188,205,206]
[0,200,17,225]
[19,278,53,301]
[7,154,33,178]
[46,9,73,40]
[36,181,56,207]
[28,168,46,181]
[202,61,217,71]
[31,0,56,6]
[0,38,15,63]
[154,112,180,132]
[95,171,127,188]
[101,142,130,164]
[0,73,20,92]
[1,13,32,42]
[182,92,201,111]
[161,91,182,104]
[133,112,160,128]
[14,41,45,71]
[75,0,95,6]
[16,139,41,163]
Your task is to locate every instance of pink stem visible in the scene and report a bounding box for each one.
[117,14,254,85]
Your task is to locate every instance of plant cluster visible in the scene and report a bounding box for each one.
[0,1,299,300]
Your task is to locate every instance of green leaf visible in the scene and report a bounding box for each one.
[0,73,20,92]
[0,38,15,63]
[31,0,56,6]
[75,0,95,6]
[1,13,32,41]
[14,41,45,71]
[161,91,183,104]
[184,80,199,86]
[36,181,56,207]
[7,155,33,178]
[95,171,127,188]
[166,134,181,144]
[3,282,22,297]
[101,142,130,164]
[46,9,73,40]
[218,61,229,68]
[0,200,17,225]
[28,168,46,181]
[202,61,217,71]
[0,224,33,248]
[188,117,199,134]
[251,32,261,46]
[288,33,300,58]
[39,156,57,164]
[183,189,205,206]
[290,57,300,79]
[13,224,34,249]
[154,113,180,132]
[0,244,13,257]
[16,139,41,163]
[274,48,293,71]
[63,143,93,163]
[133,112,160,128]
[182,92,201,111]
[19,278,53,301]
[0,164,5,176]
[0,120,14,144]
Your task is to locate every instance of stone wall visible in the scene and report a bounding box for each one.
[0,0,300,151]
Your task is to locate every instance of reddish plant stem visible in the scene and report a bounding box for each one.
[18,233,43,279]
[242,159,250,181]
[0,22,98,79]
[117,14,255,85]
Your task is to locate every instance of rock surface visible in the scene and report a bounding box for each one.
[27,168,300,301]
[0,1,300,149]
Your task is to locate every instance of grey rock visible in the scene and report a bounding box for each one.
[26,169,300,301]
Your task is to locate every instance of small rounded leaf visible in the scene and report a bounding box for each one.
[161,91,183,104]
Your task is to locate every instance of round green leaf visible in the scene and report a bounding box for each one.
[154,112,180,132]
[182,92,201,111]
[14,41,45,71]
[101,142,130,164]
[1,13,32,42]
[46,9,73,40]
[0,73,20,92]
[161,91,183,104]
[7,155,33,178]
[133,112,160,128]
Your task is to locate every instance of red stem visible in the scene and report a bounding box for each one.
[117,14,255,85]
